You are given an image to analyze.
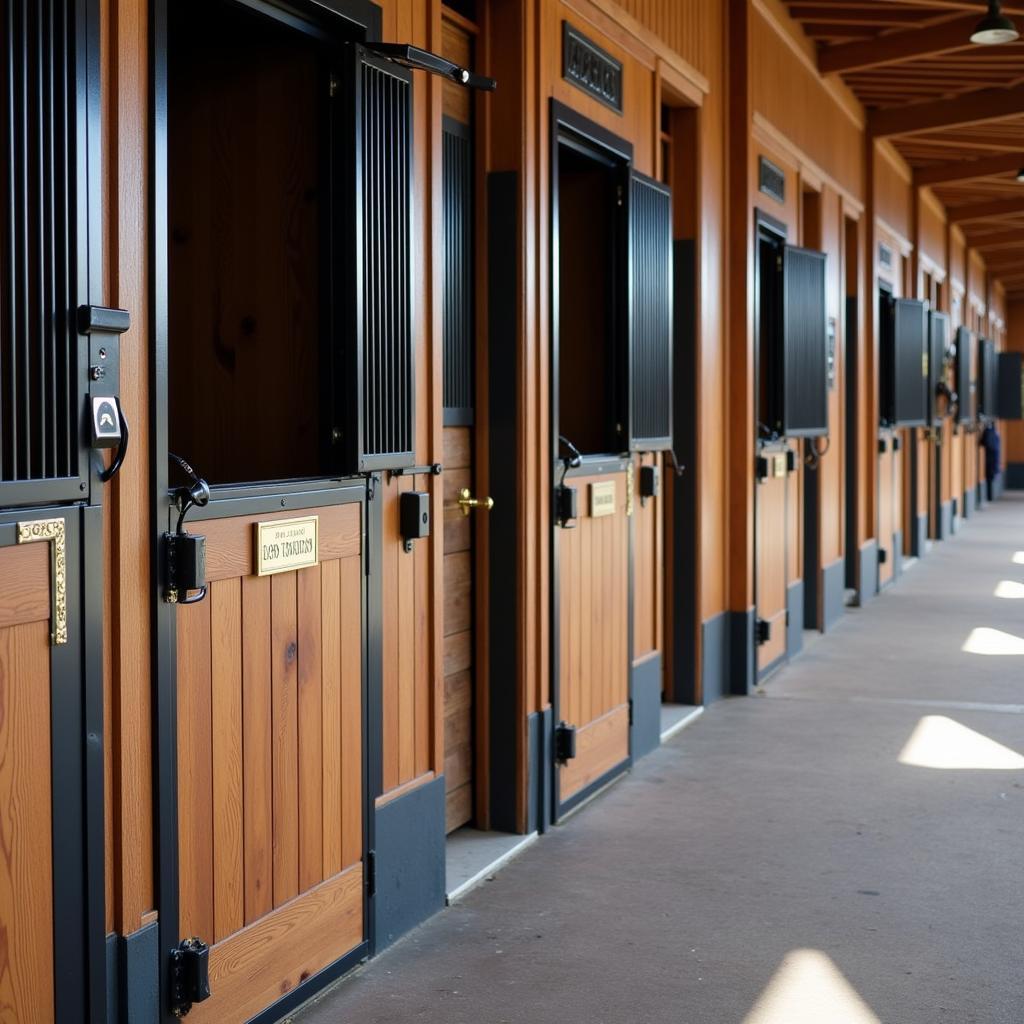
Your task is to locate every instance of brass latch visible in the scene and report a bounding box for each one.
[457,489,494,516]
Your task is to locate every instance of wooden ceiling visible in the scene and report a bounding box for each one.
[784,0,1024,302]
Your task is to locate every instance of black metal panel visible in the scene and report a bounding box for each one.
[442,117,474,425]
[955,327,974,424]
[629,171,672,450]
[350,48,415,471]
[978,338,997,419]
[927,311,949,426]
[881,297,927,427]
[997,351,1024,420]
[0,0,90,505]
[780,245,827,437]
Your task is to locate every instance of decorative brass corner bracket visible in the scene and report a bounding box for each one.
[17,518,67,645]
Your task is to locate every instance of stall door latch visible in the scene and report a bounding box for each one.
[169,937,211,1018]
[554,722,578,764]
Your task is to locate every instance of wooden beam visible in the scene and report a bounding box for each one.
[950,197,1024,223]
[819,15,977,75]
[915,152,1024,187]
[967,228,1024,250]
[869,83,1024,139]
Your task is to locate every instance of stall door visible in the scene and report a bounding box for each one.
[878,431,902,587]
[555,467,631,812]
[756,447,790,673]
[174,494,366,1024]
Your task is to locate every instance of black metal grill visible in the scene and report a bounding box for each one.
[443,118,474,425]
[629,172,672,450]
[927,311,948,426]
[881,298,927,427]
[781,245,828,437]
[955,327,974,424]
[359,56,414,470]
[978,338,997,419]
[1,0,78,490]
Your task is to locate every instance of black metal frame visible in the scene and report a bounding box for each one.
[150,1,383,1020]
[548,100,633,822]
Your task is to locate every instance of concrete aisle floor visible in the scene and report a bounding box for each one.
[295,494,1024,1024]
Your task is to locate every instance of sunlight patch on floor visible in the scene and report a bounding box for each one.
[994,580,1024,599]
[1013,552,1024,566]
[961,626,1024,655]
[898,715,1024,770]
[742,949,881,1024]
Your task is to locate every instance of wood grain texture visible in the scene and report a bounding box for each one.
[0,545,49,630]
[271,572,299,908]
[0,621,54,1023]
[297,566,324,894]
[558,704,630,801]
[186,865,363,1024]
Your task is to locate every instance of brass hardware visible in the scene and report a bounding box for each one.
[17,518,67,645]
[457,488,494,516]
[625,463,634,517]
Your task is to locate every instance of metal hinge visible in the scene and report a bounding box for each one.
[554,722,578,764]
[628,698,634,726]
[366,850,376,898]
[755,618,771,646]
[616,184,624,207]
[169,938,211,1018]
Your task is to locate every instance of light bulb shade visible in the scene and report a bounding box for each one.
[1017,168,1024,182]
[970,1,1020,44]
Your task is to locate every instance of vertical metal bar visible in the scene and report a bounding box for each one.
[18,0,31,480]
[35,0,48,479]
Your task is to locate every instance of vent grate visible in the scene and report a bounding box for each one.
[360,58,414,469]
[443,120,474,425]
[1,0,78,487]
[629,172,672,450]
[758,157,785,204]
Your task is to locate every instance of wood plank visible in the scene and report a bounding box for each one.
[210,579,244,942]
[297,565,324,894]
[177,599,214,942]
[443,629,471,677]
[339,555,363,871]
[398,479,416,784]
[188,865,363,1024]
[442,426,472,469]
[271,572,299,907]
[382,485,400,793]
[445,782,473,834]
[200,503,361,584]
[559,704,630,802]
[241,574,273,924]
[0,544,49,630]
[443,551,472,636]
[320,559,343,879]
[0,621,54,1023]
[443,468,472,555]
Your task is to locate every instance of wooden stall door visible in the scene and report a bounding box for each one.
[632,452,664,686]
[441,14,480,834]
[176,500,365,1024]
[556,469,630,810]
[878,437,895,587]
[756,451,788,674]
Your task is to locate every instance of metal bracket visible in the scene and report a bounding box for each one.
[17,519,67,645]
[169,937,211,1018]
[387,462,442,480]
[362,42,496,91]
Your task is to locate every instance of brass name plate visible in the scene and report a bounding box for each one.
[773,453,787,478]
[255,516,319,576]
[590,480,616,518]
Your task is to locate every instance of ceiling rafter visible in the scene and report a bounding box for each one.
[869,82,1024,138]
[915,152,1024,185]
[964,227,1024,249]
[819,15,978,74]
[949,196,1024,221]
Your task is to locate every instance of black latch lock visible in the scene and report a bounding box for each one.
[754,617,772,646]
[554,721,578,763]
[170,937,211,1018]
[400,490,430,553]
[639,464,659,500]
[555,484,578,528]
[166,532,207,598]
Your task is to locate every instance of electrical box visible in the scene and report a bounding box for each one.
[639,464,659,499]
[400,490,430,552]
[555,484,579,527]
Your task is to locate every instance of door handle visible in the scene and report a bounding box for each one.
[457,488,494,516]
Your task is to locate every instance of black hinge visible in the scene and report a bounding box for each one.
[169,938,211,1018]
[366,849,376,898]
[755,618,771,646]
[628,698,634,726]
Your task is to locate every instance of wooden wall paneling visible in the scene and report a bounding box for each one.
[320,559,343,879]
[0,619,55,1021]
[210,579,244,942]
[339,554,363,870]
[107,0,155,935]
[297,566,324,894]
[878,445,894,586]
[756,473,788,671]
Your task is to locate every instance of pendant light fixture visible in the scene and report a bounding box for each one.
[970,0,1020,44]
